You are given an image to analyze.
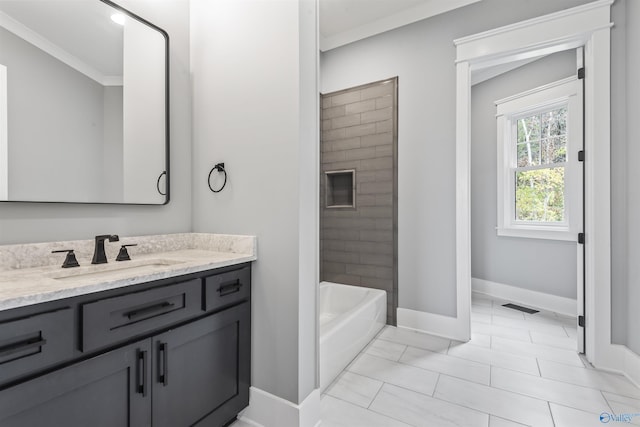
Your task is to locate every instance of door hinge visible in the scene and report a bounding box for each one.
[578,315,585,327]
[578,67,585,79]
[578,150,585,162]
[578,233,585,244]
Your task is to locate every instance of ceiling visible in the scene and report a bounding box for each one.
[0,0,124,83]
[319,0,482,51]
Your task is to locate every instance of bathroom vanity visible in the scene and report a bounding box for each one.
[0,233,256,427]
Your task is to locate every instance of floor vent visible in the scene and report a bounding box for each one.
[502,303,539,314]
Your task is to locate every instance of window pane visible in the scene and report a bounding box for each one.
[541,135,567,164]
[517,141,540,167]
[517,115,540,143]
[515,167,565,222]
[515,106,567,168]
[541,107,567,138]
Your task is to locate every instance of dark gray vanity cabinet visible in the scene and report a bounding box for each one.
[0,263,251,427]
[0,340,152,426]
[153,302,250,427]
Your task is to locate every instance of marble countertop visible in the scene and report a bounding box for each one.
[0,233,256,311]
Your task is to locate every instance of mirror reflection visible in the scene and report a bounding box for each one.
[0,0,168,204]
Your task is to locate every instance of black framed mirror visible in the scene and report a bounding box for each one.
[0,0,169,204]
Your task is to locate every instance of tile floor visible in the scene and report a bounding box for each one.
[320,293,640,427]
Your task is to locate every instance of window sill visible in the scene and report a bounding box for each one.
[496,227,577,242]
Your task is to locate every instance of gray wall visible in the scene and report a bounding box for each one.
[102,86,124,201]
[321,0,594,318]
[0,26,106,202]
[0,0,191,244]
[320,79,398,324]
[471,51,578,300]
[190,0,318,405]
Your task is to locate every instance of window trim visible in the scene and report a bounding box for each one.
[495,77,581,241]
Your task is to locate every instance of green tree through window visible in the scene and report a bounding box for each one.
[514,107,567,222]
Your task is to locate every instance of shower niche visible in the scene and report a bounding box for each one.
[325,170,355,208]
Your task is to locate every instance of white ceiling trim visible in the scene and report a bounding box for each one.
[320,0,482,52]
[0,10,122,87]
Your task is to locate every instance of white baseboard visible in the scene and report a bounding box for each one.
[239,387,321,427]
[589,344,640,390]
[472,278,577,317]
[622,346,640,389]
[397,307,468,341]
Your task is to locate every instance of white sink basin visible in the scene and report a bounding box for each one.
[45,259,184,281]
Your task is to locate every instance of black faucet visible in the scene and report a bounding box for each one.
[92,234,120,264]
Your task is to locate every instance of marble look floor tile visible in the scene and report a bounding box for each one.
[606,401,640,426]
[400,346,490,385]
[471,311,492,324]
[603,391,640,407]
[364,338,407,362]
[378,326,451,353]
[472,322,532,343]
[522,310,570,325]
[321,395,412,427]
[529,331,577,350]
[489,415,527,427]
[522,308,558,320]
[491,336,584,367]
[447,340,539,375]
[369,383,489,427]
[471,293,494,306]
[538,360,640,398]
[451,333,492,350]
[491,305,527,320]
[525,312,575,328]
[348,353,439,396]
[434,375,553,426]
[549,403,608,427]
[472,304,493,315]
[603,391,640,424]
[325,371,384,408]
[491,315,568,336]
[470,333,492,348]
[491,367,609,414]
[564,326,578,338]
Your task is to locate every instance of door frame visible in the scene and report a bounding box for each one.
[454,0,615,369]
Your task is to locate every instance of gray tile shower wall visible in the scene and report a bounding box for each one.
[320,78,398,325]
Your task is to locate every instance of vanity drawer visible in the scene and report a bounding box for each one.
[81,279,201,352]
[204,266,251,312]
[0,308,73,385]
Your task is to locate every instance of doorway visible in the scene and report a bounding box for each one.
[455,1,613,367]
[470,49,585,353]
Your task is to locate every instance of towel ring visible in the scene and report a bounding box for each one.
[157,171,167,196]
[208,163,227,193]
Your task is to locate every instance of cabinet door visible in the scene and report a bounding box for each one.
[0,340,152,427]
[153,302,250,427]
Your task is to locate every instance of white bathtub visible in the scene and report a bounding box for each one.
[319,282,387,391]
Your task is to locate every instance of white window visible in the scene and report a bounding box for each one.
[495,77,582,241]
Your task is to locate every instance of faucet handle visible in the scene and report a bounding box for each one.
[52,249,80,268]
[116,244,137,262]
